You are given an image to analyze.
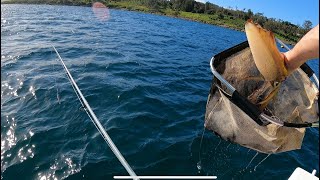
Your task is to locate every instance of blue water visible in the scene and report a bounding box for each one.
[1,4,319,180]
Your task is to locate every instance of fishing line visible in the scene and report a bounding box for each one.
[247,149,251,154]
[198,127,206,161]
[52,49,61,104]
[214,139,221,151]
[226,142,231,150]
[53,64,61,104]
[198,97,223,173]
[55,76,61,104]
[245,152,259,169]
[197,126,206,173]
[253,154,270,171]
[52,46,138,180]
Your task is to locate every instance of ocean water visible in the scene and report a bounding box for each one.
[1,4,319,180]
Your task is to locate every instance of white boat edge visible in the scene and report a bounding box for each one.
[289,167,318,180]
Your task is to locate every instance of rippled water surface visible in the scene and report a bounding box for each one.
[1,4,319,180]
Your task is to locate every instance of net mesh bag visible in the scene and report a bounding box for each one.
[205,42,319,154]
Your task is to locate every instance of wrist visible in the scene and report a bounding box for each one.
[282,51,291,73]
[283,51,293,73]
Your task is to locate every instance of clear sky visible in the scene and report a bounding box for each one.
[198,0,319,27]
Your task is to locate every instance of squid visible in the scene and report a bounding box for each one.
[245,19,290,110]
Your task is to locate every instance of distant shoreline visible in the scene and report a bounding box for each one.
[1,2,295,45]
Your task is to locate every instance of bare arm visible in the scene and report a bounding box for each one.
[283,24,319,73]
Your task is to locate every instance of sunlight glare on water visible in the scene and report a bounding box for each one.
[1,115,36,175]
[36,155,81,180]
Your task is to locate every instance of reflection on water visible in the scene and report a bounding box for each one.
[17,143,35,162]
[1,73,25,101]
[1,115,35,173]
[37,155,81,180]
[1,114,79,180]
[1,116,17,154]
[29,85,37,99]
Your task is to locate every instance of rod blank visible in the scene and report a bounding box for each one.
[52,46,138,180]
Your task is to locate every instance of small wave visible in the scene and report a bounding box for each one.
[106,61,141,71]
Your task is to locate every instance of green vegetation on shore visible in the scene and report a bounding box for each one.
[2,0,314,44]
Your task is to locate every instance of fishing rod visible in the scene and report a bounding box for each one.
[52,46,139,180]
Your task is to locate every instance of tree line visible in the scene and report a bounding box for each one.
[112,0,313,41]
[4,0,314,42]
